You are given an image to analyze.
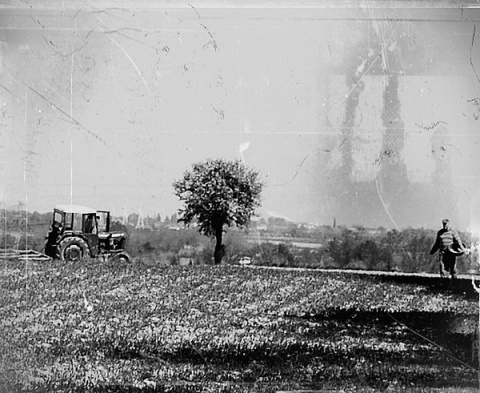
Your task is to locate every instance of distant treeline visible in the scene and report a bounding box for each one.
[1,209,477,274]
[123,225,479,275]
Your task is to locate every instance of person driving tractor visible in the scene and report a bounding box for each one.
[84,214,97,234]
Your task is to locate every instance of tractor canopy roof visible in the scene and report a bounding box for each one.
[54,204,97,214]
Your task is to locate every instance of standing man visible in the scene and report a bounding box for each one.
[430,218,466,280]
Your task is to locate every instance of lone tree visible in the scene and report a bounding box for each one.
[173,159,263,264]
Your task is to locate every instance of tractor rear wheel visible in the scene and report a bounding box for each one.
[57,236,90,262]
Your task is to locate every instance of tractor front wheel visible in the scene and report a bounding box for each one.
[57,237,90,262]
[110,251,131,263]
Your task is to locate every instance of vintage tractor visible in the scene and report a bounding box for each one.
[44,205,130,262]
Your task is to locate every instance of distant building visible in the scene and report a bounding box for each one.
[178,246,194,266]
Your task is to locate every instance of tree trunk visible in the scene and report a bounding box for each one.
[214,226,224,265]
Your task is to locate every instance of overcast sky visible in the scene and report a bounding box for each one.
[1,1,480,232]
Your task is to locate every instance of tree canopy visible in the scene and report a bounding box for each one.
[173,159,263,264]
